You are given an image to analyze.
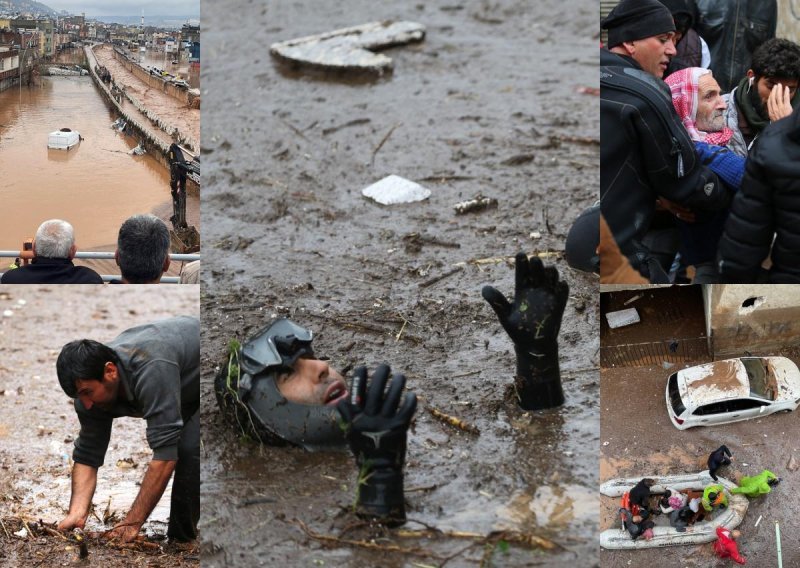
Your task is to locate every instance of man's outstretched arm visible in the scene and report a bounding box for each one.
[105,459,176,543]
[58,462,98,530]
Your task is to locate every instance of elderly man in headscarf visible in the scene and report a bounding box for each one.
[663,67,747,283]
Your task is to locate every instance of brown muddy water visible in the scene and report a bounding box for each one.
[201,0,599,566]
[0,286,199,566]
[0,76,200,252]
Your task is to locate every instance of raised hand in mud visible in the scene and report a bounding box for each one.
[482,252,569,411]
[337,365,417,526]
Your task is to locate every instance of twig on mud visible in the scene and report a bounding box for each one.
[440,542,478,568]
[417,175,475,183]
[322,118,371,136]
[427,406,480,435]
[419,266,463,289]
[455,252,563,268]
[278,117,310,142]
[0,517,9,539]
[396,318,408,342]
[450,370,480,379]
[371,122,402,165]
[305,313,423,344]
[290,518,446,560]
[397,528,560,552]
[404,484,438,493]
[240,496,277,507]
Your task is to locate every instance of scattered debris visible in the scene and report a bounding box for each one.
[419,266,463,289]
[362,175,431,205]
[453,195,498,215]
[606,308,640,329]
[576,86,600,96]
[116,457,138,469]
[270,21,426,73]
[427,406,480,435]
[501,153,535,166]
[755,515,763,528]
[787,455,799,472]
[623,294,643,306]
[129,142,146,155]
[371,122,402,165]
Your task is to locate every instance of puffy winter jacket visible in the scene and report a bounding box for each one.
[718,105,800,282]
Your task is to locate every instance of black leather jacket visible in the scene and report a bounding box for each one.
[718,105,800,282]
[696,0,777,92]
[600,49,730,279]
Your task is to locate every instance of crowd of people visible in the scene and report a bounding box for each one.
[599,0,800,283]
[617,443,780,563]
[0,215,198,284]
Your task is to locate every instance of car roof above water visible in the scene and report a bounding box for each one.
[677,359,749,407]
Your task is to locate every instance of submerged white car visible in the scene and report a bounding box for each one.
[666,357,800,430]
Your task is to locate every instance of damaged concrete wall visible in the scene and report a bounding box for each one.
[708,285,800,357]
[778,0,800,43]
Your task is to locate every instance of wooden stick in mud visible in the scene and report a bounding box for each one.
[396,528,559,551]
[291,518,446,560]
[427,406,480,435]
[0,518,9,539]
[419,266,463,288]
[371,122,402,165]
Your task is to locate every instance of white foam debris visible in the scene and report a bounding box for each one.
[362,175,431,205]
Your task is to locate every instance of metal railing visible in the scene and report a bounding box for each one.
[0,250,200,284]
[601,336,711,368]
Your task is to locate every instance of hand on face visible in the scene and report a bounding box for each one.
[767,83,793,122]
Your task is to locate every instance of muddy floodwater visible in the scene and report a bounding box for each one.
[201,0,599,566]
[0,76,199,252]
[0,286,199,566]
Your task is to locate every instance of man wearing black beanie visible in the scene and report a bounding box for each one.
[599,0,732,283]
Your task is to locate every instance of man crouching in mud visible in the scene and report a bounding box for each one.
[56,316,199,543]
[215,252,568,524]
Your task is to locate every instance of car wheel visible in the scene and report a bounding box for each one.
[780,409,793,414]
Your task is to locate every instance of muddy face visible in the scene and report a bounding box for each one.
[275,358,348,406]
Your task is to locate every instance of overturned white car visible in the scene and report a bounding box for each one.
[666,357,800,430]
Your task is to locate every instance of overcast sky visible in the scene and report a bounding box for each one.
[42,1,199,17]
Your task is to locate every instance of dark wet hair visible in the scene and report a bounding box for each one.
[56,339,118,398]
[751,38,800,81]
[708,491,718,502]
[117,214,170,283]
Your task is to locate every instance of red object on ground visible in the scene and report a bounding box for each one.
[713,527,746,564]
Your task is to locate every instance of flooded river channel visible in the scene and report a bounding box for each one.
[0,76,199,252]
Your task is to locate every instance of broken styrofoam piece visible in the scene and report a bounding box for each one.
[270,21,426,72]
[362,175,431,205]
[606,307,640,329]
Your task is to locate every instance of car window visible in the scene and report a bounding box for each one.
[668,373,686,415]
[693,402,728,415]
[727,398,769,411]
[743,358,770,398]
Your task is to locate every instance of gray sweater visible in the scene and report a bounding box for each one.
[72,316,200,467]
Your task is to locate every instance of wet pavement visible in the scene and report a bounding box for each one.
[201,0,599,566]
[0,76,199,253]
[600,352,800,566]
[0,286,199,566]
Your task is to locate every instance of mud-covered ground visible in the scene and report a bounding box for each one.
[201,1,599,566]
[0,286,199,567]
[600,350,800,566]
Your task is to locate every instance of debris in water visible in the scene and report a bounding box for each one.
[129,143,146,156]
[270,21,426,73]
[787,455,799,472]
[428,406,480,435]
[362,175,431,205]
[605,308,640,329]
[453,195,498,215]
[116,457,137,469]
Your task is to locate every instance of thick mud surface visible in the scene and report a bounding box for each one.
[600,350,800,566]
[201,1,599,566]
[0,286,199,567]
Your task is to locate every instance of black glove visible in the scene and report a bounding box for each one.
[337,365,417,526]
[482,252,569,410]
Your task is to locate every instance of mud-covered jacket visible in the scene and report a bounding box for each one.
[696,0,777,92]
[600,49,729,279]
[72,317,200,467]
[718,105,800,282]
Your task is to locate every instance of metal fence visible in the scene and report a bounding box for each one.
[601,336,711,368]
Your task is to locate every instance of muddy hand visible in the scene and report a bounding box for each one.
[57,514,87,531]
[104,522,141,543]
[337,365,417,525]
[482,252,569,410]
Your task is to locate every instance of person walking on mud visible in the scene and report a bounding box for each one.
[708,444,733,481]
[55,316,199,543]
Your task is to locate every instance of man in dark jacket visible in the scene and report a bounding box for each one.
[55,317,199,543]
[696,0,777,92]
[708,444,733,481]
[600,0,730,282]
[0,219,103,284]
[718,104,800,282]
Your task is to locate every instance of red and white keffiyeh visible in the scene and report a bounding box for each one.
[664,67,733,146]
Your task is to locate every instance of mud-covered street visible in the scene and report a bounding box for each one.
[201,0,599,566]
[600,351,800,566]
[0,286,199,567]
